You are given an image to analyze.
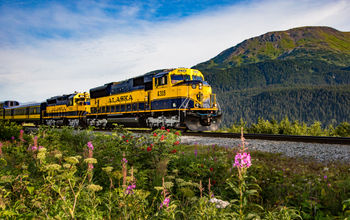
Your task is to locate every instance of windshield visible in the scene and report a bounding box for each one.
[192,75,204,81]
[171,74,190,84]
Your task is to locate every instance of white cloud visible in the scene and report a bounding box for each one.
[0,0,350,102]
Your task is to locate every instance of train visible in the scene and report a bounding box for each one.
[0,68,222,131]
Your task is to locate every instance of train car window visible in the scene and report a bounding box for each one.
[98,107,101,113]
[132,103,137,111]
[102,107,106,113]
[126,104,131,112]
[111,105,115,112]
[120,105,125,112]
[106,106,110,112]
[139,103,144,110]
[115,105,120,112]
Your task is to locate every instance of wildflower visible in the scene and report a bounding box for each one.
[194,149,198,157]
[125,184,136,194]
[65,156,79,164]
[166,129,170,132]
[209,198,230,209]
[150,144,154,147]
[160,135,165,141]
[88,163,94,170]
[175,131,179,136]
[102,166,113,173]
[34,136,38,147]
[171,149,177,154]
[174,141,180,145]
[45,164,61,171]
[126,139,129,143]
[212,180,216,185]
[55,153,62,159]
[147,146,152,152]
[87,184,103,192]
[122,135,125,138]
[38,146,43,150]
[153,133,157,137]
[324,175,327,180]
[233,152,252,168]
[0,142,2,156]
[161,126,165,130]
[160,197,170,208]
[121,158,128,164]
[11,136,15,140]
[84,158,98,164]
[19,130,24,142]
[31,146,38,151]
[328,183,331,187]
[210,167,214,172]
[87,141,94,150]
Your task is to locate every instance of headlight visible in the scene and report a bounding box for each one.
[199,83,203,90]
[195,103,200,108]
[191,84,196,89]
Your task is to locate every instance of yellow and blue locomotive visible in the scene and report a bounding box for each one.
[42,92,90,127]
[87,68,221,131]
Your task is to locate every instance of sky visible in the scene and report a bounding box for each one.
[0,0,350,103]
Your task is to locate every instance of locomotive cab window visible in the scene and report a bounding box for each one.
[155,74,168,87]
[171,74,190,84]
[192,75,204,81]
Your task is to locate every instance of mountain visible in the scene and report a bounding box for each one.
[193,26,350,127]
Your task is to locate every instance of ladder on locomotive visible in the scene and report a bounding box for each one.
[179,97,190,110]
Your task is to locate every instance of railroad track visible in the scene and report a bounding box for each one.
[128,129,350,145]
[24,126,350,145]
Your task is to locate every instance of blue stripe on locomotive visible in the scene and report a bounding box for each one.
[151,98,194,110]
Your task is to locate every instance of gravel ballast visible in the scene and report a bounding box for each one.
[180,136,350,163]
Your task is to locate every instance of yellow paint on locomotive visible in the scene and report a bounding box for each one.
[89,68,218,115]
[151,68,218,110]
[43,92,90,119]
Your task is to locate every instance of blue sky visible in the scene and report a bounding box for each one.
[1,0,350,102]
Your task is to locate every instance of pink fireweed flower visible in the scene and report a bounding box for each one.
[88,163,94,170]
[87,141,94,150]
[125,184,136,194]
[233,152,252,168]
[11,136,15,140]
[194,149,198,157]
[160,197,170,208]
[121,158,128,164]
[34,136,38,147]
[31,146,38,151]
[324,175,327,180]
[19,130,24,142]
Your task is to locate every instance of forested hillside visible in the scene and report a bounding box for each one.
[193,26,350,127]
